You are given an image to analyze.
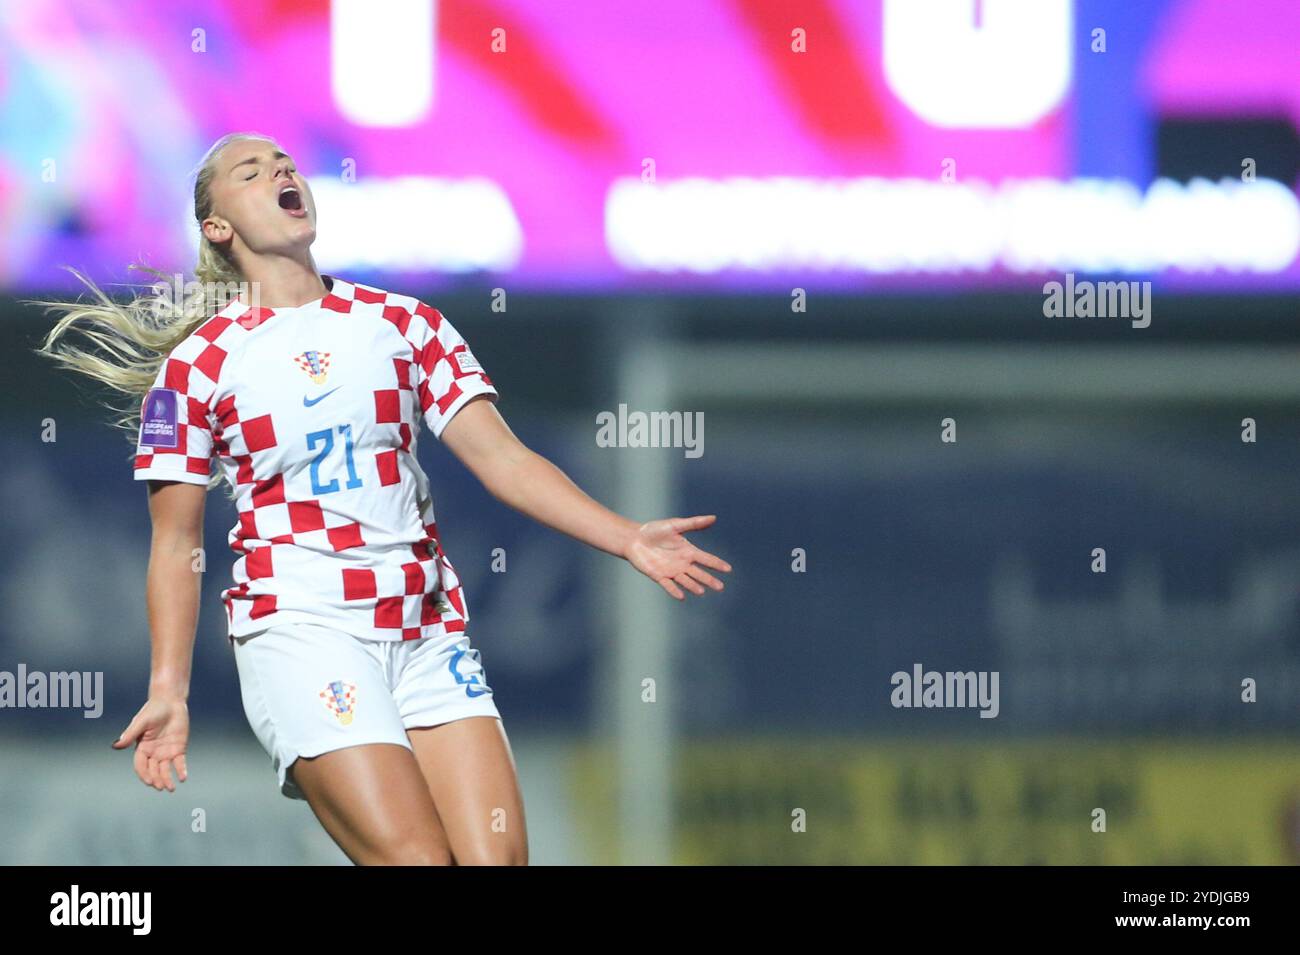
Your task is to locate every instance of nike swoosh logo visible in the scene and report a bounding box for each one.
[303,386,342,407]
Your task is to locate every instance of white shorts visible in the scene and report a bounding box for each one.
[231,621,501,800]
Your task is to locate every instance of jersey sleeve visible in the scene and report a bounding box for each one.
[410,302,498,441]
[133,334,220,485]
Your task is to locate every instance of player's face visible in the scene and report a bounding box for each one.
[203,139,317,258]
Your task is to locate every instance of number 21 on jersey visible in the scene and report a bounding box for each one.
[306,423,363,494]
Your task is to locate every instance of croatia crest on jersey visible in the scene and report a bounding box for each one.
[294,350,331,385]
[319,680,357,725]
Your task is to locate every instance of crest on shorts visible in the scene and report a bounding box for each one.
[319,679,357,725]
[294,350,331,385]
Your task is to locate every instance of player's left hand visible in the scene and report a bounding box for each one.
[624,515,731,600]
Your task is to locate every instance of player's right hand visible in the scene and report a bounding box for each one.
[112,697,190,792]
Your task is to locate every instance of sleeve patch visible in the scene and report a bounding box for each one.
[140,387,180,448]
[453,350,482,374]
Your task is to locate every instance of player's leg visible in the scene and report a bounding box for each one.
[407,716,528,865]
[289,742,453,865]
[232,622,453,865]
[393,630,527,864]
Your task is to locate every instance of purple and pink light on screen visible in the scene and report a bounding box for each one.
[0,0,1295,292]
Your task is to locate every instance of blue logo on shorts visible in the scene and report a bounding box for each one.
[448,645,490,698]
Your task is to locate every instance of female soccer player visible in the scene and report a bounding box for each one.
[35,132,731,865]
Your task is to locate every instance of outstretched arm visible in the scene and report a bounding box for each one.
[440,396,731,600]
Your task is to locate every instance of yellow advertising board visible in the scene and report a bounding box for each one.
[572,740,1300,865]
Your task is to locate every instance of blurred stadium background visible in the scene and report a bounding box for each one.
[2,0,1300,864]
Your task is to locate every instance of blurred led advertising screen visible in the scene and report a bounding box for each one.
[2,0,1298,293]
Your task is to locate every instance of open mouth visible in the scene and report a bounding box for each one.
[278,184,305,214]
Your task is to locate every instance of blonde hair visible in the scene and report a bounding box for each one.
[29,132,279,489]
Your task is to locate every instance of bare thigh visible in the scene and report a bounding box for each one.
[407,716,528,865]
[290,742,453,865]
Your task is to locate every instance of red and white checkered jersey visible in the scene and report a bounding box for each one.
[132,275,497,643]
